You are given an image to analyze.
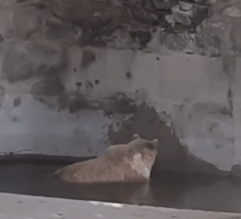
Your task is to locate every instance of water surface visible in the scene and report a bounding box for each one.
[0,156,240,213]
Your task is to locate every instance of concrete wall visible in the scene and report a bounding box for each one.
[0,0,241,176]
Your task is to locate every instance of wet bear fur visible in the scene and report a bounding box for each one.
[54,134,159,184]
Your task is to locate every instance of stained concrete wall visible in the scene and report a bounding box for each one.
[0,0,241,176]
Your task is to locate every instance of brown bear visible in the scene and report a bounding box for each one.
[54,134,159,184]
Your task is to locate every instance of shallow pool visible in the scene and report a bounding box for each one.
[0,155,240,213]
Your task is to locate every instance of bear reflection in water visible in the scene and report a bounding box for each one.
[57,181,152,205]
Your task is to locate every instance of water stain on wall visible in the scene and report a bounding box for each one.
[13,97,21,107]
[31,76,65,97]
[2,48,34,83]
[81,49,96,69]
[0,86,5,108]
[107,104,229,176]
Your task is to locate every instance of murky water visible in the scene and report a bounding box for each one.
[0,157,241,213]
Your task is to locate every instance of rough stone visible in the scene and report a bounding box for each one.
[222,5,241,17]
[192,4,209,28]
[122,0,144,7]
[126,6,158,24]
[2,48,35,83]
[160,32,187,51]
[46,0,214,53]
[194,0,210,4]
[50,0,92,22]
[151,0,173,10]
[171,3,193,26]
[129,31,151,47]
[174,13,192,26]
[80,19,108,47]
[195,30,221,56]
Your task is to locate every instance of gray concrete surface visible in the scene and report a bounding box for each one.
[0,192,240,219]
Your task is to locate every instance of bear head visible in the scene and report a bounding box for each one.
[128,133,159,172]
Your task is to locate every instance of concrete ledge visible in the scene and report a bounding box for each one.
[0,193,240,219]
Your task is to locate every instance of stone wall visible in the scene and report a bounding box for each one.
[0,0,241,176]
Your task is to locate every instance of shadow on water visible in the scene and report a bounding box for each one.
[0,155,241,213]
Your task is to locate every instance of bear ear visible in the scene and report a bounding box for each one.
[152,139,159,148]
[132,133,140,140]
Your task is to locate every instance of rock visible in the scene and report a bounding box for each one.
[129,31,151,47]
[109,0,122,7]
[94,0,109,2]
[174,12,192,26]
[195,30,221,56]
[210,0,239,15]
[128,6,158,24]
[2,48,34,83]
[50,0,106,22]
[165,14,175,26]
[178,1,194,14]
[81,19,107,46]
[144,1,156,11]
[171,2,193,26]
[151,0,172,10]
[222,5,241,17]
[105,26,135,50]
[122,0,144,7]
[192,4,209,28]
[164,1,210,28]
[160,32,187,51]
[194,0,210,4]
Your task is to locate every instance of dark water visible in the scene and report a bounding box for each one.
[0,156,241,213]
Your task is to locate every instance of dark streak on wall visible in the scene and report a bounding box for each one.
[107,104,229,177]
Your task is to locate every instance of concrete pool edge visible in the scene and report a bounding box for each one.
[0,192,240,219]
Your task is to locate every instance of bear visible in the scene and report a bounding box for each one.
[53,133,159,184]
